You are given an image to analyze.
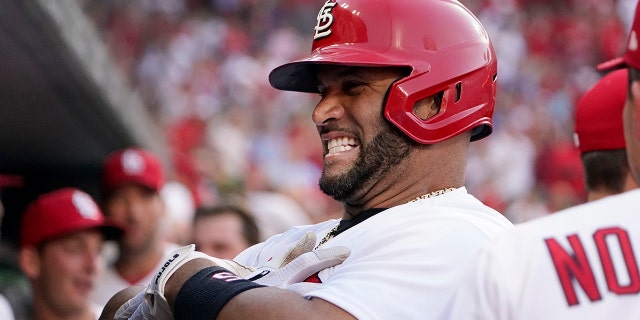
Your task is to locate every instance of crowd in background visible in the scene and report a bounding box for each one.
[80,0,635,224]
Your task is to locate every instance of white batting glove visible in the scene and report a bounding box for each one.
[257,245,349,294]
[244,232,350,295]
[112,289,145,319]
[241,231,317,280]
[114,244,252,320]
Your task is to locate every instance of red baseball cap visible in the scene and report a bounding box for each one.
[597,2,640,71]
[20,188,124,248]
[103,148,164,192]
[574,69,627,153]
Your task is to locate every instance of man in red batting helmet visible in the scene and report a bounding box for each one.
[101,1,512,319]
[270,0,498,144]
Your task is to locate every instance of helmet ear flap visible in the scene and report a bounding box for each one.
[383,72,455,144]
[384,64,495,144]
[411,91,444,121]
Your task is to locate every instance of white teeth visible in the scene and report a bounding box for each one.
[327,137,357,154]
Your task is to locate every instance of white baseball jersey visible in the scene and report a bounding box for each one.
[235,187,513,319]
[449,189,640,320]
[0,294,14,320]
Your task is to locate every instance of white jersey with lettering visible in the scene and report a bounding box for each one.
[235,187,513,319]
[449,189,640,320]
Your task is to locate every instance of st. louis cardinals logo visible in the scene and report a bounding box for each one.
[314,0,338,40]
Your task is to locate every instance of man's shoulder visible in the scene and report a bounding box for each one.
[518,189,640,234]
[406,188,514,236]
[460,189,640,318]
[484,189,640,254]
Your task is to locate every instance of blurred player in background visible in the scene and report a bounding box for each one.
[191,204,260,259]
[92,148,179,307]
[18,188,123,320]
[574,68,638,202]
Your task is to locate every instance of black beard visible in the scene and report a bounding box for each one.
[318,123,417,203]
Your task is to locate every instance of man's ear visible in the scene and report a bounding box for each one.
[412,96,438,120]
[18,246,41,279]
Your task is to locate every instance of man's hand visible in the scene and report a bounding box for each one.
[114,244,245,320]
[244,232,349,294]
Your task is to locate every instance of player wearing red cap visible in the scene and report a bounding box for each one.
[101,1,513,319]
[92,148,180,307]
[18,188,123,320]
[449,2,640,318]
[574,68,638,202]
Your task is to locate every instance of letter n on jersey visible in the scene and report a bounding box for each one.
[545,227,640,306]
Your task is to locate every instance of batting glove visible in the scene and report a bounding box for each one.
[114,244,252,320]
[244,232,350,295]
[114,233,350,319]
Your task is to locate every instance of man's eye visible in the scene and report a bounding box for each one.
[343,81,365,95]
[317,85,327,97]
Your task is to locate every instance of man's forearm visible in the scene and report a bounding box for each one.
[219,286,353,320]
[166,259,355,320]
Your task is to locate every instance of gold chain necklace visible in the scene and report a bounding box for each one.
[315,224,340,250]
[314,188,456,249]
[407,187,456,203]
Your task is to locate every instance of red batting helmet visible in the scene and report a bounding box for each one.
[269,0,498,144]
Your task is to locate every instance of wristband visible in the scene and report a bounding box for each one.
[174,266,265,320]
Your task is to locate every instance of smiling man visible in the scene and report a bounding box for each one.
[102,1,513,319]
[18,188,123,320]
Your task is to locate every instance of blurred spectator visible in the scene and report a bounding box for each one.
[166,117,216,206]
[0,178,29,320]
[244,162,313,240]
[0,197,16,320]
[191,204,259,259]
[18,188,123,319]
[0,293,14,320]
[574,68,638,201]
[535,136,586,211]
[92,147,179,306]
[467,107,538,215]
[160,180,196,245]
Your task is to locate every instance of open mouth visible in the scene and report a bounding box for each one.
[327,137,358,155]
